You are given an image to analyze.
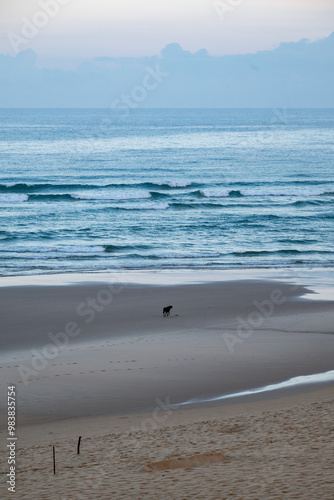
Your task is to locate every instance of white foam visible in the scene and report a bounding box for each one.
[4,182,34,187]
[242,188,334,197]
[122,202,169,210]
[200,189,230,198]
[0,194,28,202]
[71,192,151,201]
[158,252,221,259]
[4,245,105,254]
[157,181,192,188]
[176,370,334,406]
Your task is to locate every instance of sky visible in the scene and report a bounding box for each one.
[1,33,333,107]
[0,0,333,68]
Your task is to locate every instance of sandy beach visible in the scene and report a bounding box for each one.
[0,270,334,498]
[1,387,332,500]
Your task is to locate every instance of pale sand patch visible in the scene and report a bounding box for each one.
[142,451,229,471]
[1,386,333,499]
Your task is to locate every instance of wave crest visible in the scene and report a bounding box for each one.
[0,194,28,202]
[71,192,151,201]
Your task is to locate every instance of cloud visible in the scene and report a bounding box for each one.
[0,32,333,108]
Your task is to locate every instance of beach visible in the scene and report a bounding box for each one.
[0,270,334,498]
[0,17,333,499]
[3,387,334,500]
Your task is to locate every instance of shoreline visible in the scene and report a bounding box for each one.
[2,369,333,431]
[0,269,333,498]
[0,269,333,423]
[1,267,334,304]
[1,265,334,284]
[2,385,334,499]
[11,383,334,441]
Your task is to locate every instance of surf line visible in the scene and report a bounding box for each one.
[176,370,334,406]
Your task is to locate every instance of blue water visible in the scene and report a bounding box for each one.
[0,108,333,277]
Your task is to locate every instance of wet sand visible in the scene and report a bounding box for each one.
[0,273,334,421]
[0,270,334,498]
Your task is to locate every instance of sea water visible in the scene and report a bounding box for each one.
[0,108,333,276]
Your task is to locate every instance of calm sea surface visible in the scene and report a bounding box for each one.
[0,108,333,277]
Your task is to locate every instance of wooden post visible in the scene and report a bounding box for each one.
[77,436,82,455]
[53,446,56,474]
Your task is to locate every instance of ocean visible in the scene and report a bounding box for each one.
[0,108,333,277]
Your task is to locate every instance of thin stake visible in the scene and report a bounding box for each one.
[53,446,56,474]
[77,436,82,455]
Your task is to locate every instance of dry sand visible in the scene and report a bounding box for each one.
[1,387,334,499]
[0,270,334,498]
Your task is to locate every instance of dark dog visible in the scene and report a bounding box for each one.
[163,305,173,317]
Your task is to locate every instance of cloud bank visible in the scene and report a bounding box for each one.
[0,32,333,107]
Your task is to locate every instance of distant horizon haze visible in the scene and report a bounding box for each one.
[0,31,333,108]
